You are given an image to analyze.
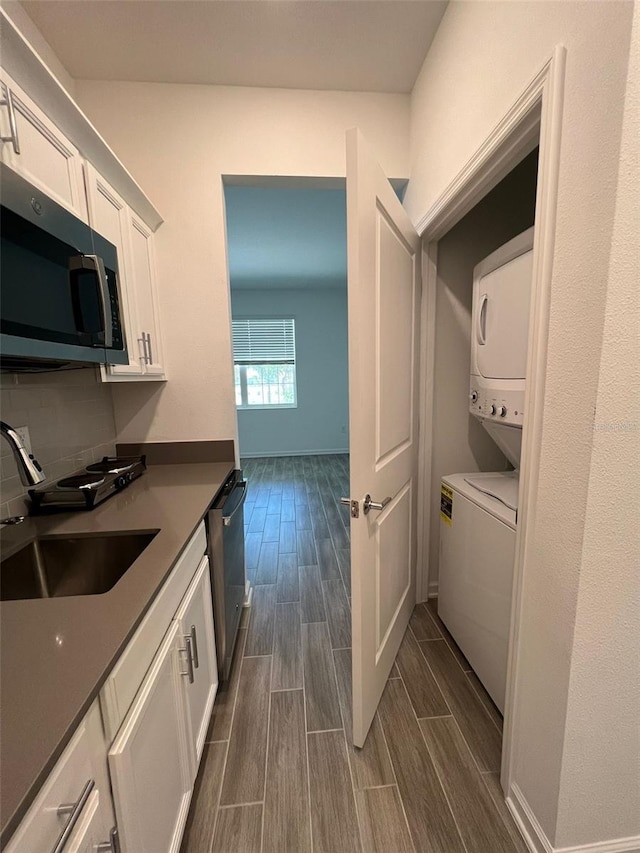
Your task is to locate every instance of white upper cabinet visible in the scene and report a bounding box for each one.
[126,212,165,377]
[0,69,87,221]
[85,163,166,381]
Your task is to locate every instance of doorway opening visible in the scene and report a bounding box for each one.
[418,143,540,786]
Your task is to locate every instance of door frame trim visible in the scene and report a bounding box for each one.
[414,44,567,800]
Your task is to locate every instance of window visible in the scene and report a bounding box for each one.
[232,318,297,409]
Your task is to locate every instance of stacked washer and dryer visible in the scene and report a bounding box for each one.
[438,227,534,714]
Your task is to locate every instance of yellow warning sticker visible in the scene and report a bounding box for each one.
[440,484,453,527]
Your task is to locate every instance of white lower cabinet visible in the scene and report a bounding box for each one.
[108,620,192,853]
[7,523,218,853]
[176,555,219,775]
[4,701,115,853]
[104,523,217,853]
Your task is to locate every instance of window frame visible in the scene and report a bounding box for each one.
[232,316,298,411]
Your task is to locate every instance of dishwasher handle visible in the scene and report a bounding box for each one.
[222,479,248,527]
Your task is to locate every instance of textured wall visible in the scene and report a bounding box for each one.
[232,286,348,457]
[73,81,410,449]
[406,1,635,845]
[554,3,640,845]
[0,368,116,517]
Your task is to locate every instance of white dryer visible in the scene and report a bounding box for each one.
[469,226,534,444]
[439,472,518,713]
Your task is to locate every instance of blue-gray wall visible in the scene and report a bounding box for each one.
[231,286,348,456]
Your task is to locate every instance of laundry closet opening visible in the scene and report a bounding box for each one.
[424,145,539,749]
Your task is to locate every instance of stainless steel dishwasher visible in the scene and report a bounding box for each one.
[206,469,247,681]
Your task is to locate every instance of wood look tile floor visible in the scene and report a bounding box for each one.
[181,455,526,853]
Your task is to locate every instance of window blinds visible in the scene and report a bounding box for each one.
[232,318,296,365]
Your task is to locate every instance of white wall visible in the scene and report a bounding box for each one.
[406,2,636,847]
[429,150,538,591]
[555,3,640,846]
[73,81,409,450]
[231,286,348,457]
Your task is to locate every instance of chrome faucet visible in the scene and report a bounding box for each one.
[0,421,46,486]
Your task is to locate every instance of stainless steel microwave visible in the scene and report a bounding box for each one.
[0,163,128,368]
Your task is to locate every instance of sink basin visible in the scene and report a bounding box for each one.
[0,531,158,600]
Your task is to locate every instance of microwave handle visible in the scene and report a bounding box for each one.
[69,254,113,348]
[86,255,113,348]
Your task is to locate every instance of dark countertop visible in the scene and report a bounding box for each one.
[0,461,234,845]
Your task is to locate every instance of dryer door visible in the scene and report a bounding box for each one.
[476,249,533,380]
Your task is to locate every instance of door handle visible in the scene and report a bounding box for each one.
[363,494,391,515]
[477,293,488,346]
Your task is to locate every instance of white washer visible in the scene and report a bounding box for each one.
[438,471,518,714]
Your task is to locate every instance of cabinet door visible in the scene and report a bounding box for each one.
[175,555,219,774]
[108,621,192,853]
[84,163,145,378]
[0,70,87,221]
[128,212,165,377]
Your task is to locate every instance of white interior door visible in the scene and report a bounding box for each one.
[346,128,421,747]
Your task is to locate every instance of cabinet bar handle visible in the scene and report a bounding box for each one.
[0,83,20,154]
[52,779,94,853]
[144,332,153,365]
[137,336,148,365]
[97,826,121,853]
[190,625,199,669]
[180,636,195,683]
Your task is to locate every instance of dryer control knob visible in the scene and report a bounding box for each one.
[497,406,507,418]
[489,404,497,415]
[469,390,478,403]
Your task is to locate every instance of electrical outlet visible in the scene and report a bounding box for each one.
[15,426,31,453]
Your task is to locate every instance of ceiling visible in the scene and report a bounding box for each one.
[224,185,347,289]
[21,0,448,93]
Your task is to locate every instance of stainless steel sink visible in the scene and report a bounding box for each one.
[0,531,158,600]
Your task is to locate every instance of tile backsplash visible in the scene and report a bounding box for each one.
[0,367,116,517]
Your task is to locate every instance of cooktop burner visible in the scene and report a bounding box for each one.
[86,458,136,474]
[29,455,147,513]
[57,473,106,490]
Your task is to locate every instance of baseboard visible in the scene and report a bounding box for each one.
[508,784,553,853]
[239,448,349,458]
[427,580,439,599]
[556,837,640,853]
[508,784,640,853]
